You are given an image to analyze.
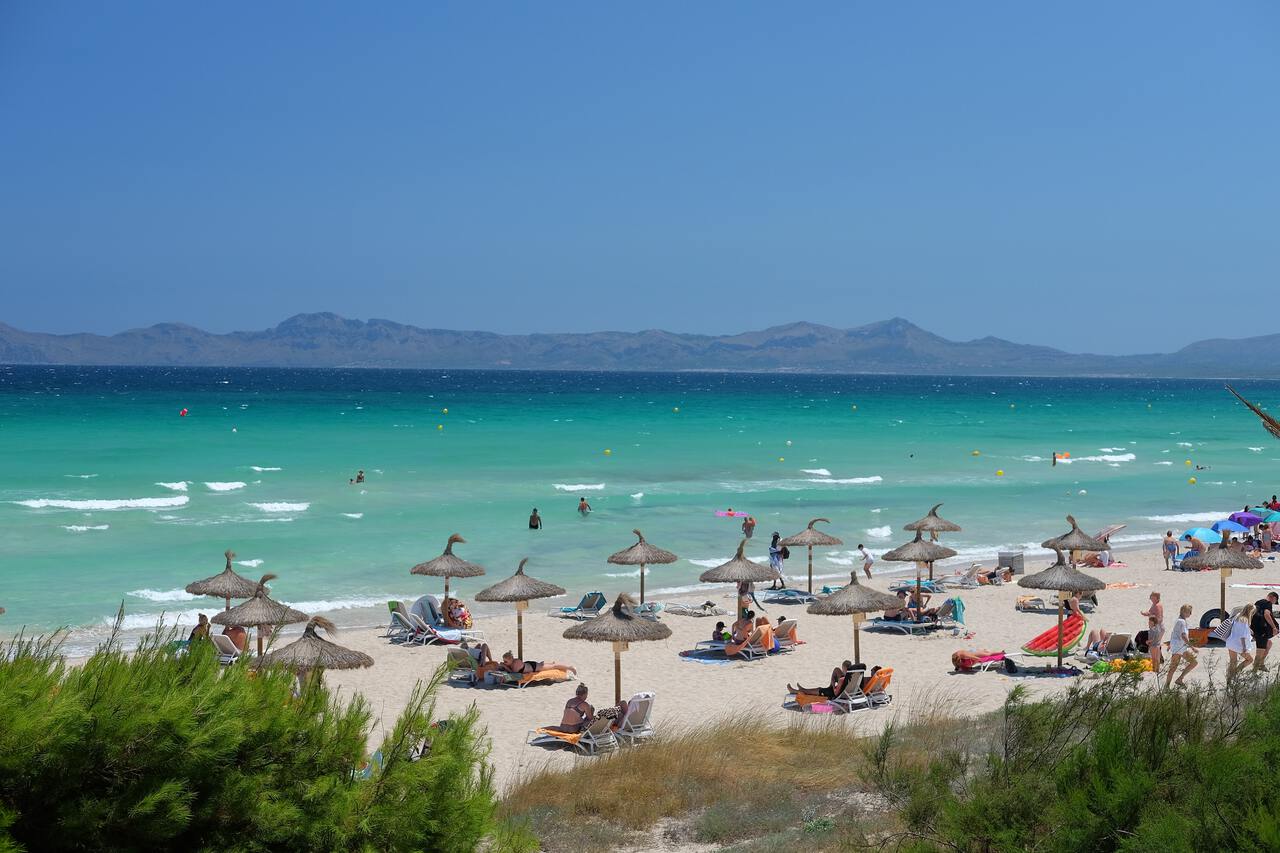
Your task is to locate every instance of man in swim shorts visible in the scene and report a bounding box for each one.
[578,497,592,516]
[529,508,542,529]
[1251,592,1278,671]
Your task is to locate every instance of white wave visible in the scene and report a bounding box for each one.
[64,524,109,532]
[553,483,605,491]
[866,525,892,539]
[248,502,309,512]
[155,481,189,492]
[1177,442,1193,448]
[64,474,98,479]
[204,481,246,491]
[649,582,723,596]
[688,554,770,569]
[342,512,364,519]
[630,492,644,500]
[129,588,198,602]
[825,556,854,566]
[13,496,189,511]
[243,517,295,523]
[237,559,264,568]
[1250,447,1264,452]
[1099,447,1126,452]
[801,468,832,476]
[1057,453,1135,464]
[806,476,882,485]
[870,508,882,514]
[250,466,283,472]
[105,610,207,631]
[284,595,402,614]
[1153,461,1173,466]
[1144,511,1228,524]
[1020,455,1045,462]
[605,569,642,578]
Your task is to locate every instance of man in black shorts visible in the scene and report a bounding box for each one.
[1251,592,1279,672]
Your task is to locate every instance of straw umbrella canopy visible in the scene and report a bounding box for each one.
[698,540,778,584]
[563,593,672,704]
[780,518,843,593]
[1017,548,1105,668]
[475,558,566,659]
[211,574,309,657]
[185,549,260,611]
[1041,515,1108,565]
[881,529,958,613]
[607,529,677,604]
[903,503,962,542]
[807,572,900,665]
[410,534,486,602]
[252,616,373,685]
[1181,532,1263,619]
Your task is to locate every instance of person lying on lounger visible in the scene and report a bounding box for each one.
[542,684,594,733]
[1084,629,1113,655]
[461,641,500,680]
[500,651,578,676]
[788,660,860,699]
[951,649,1003,670]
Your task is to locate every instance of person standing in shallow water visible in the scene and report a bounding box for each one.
[528,508,542,530]
[577,497,592,516]
[742,516,756,539]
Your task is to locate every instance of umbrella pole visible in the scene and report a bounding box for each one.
[808,546,814,594]
[225,595,231,611]
[915,566,923,623]
[257,628,264,657]
[612,641,628,705]
[515,600,528,660]
[852,613,864,665]
[1056,592,1065,669]
[1220,567,1231,618]
[444,577,450,604]
[927,559,934,582]
[639,562,646,604]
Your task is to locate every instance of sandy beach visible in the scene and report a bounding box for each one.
[320,542,1280,791]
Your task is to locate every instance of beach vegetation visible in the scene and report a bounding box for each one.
[0,622,534,852]
[502,673,1280,851]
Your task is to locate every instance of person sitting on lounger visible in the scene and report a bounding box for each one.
[222,624,248,652]
[501,651,577,676]
[712,621,730,642]
[1085,628,1113,655]
[883,591,912,621]
[443,597,474,629]
[543,684,593,733]
[462,641,500,680]
[978,566,1012,585]
[788,659,857,699]
[908,588,932,618]
[774,616,798,642]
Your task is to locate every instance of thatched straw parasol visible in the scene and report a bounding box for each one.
[1017,548,1105,668]
[881,529,958,610]
[698,540,778,584]
[563,593,672,704]
[185,550,260,611]
[253,616,373,685]
[210,574,309,656]
[475,558,566,659]
[608,529,677,604]
[807,572,900,665]
[410,534,486,601]
[903,503,962,540]
[1041,515,1108,565]
[780,518,843,594]
[1181,532,1263,621]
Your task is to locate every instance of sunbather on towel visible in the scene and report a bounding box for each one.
[788,659,857,699]
[501,651,577,676]
[542,684,593,733]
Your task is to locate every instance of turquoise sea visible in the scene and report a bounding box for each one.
[2,366,1277,652]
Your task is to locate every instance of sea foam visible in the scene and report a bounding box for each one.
[129,588,198,603]
[248,502,309,513]
[806,476,882,484]
[553,483,605,491]
[1144,511,1228,524]
[155,481,189,491]
[342,512,364,519]
[801,468,832,476]
[204,481,246,491]
[865,525,892,539]
[250,466,283,472]
[13,496,189,511]
[64,524,109,532]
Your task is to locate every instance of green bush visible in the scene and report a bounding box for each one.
[0,623,528,852]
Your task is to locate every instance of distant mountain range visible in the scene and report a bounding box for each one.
[0,313,1272,377]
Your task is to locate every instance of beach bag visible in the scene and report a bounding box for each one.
[1002,657,1018,674]
[1210,617,1235,644]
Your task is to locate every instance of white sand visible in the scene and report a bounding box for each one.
[319,544,1280,791]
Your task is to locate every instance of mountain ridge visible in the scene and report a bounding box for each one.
[0,313,1268,377]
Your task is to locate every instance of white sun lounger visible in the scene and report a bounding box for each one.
[615,691,656,745]
[211,633,242,665]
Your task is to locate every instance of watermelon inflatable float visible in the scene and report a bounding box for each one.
[1021,613,1086,656]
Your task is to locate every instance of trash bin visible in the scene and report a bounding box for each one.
[998,551,1025,575]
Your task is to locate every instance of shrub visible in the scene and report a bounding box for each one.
[0,622,528,852]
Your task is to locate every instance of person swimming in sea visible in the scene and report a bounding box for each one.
[529,508,542,529]
[578,497,592,516]
[355,470,365,483]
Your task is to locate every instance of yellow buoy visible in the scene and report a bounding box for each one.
[778,457,785,462]
[604,448,612,456]
[1185,459,1192,466]
[673,406,680,413]
[437,424,443,430]
[785,440,792,447]
[1189,477,1197,484]
[996,469,1004,477]
[971,450,980,456]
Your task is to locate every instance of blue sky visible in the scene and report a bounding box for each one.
[1,3,1276,353]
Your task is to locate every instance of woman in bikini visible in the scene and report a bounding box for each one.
[500,651,577,676]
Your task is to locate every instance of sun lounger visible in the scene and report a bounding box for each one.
[938,564,984,590]
[634,601,664,620]
[527,715,618,754]
[774,620,799,650]
[1016,596,1046,612]
[615,691,656,745]
[953,651,1007,673]
[445,647,479,684]
[819,585,845,596]
[888,579,943,594]
[1084,633,1133,662]
[664,601,726,617]
[385,611,418,643]
[1053,593,1097,613]
[761,588,816,604]
[828,668,893,712]
[1172,549,1200,571]
[549,591,607,620]
[211,633,242,665]
[870,599,961,634]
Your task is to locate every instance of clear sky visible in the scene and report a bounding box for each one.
[1,3,1276,353]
